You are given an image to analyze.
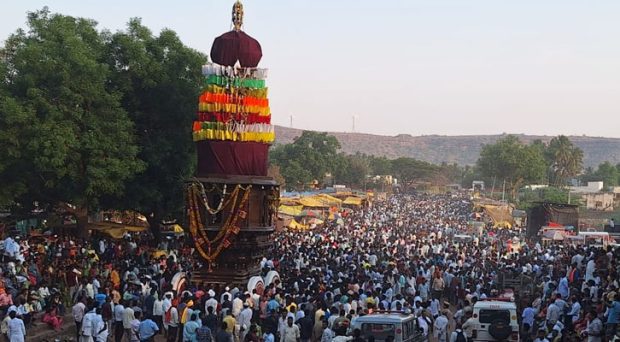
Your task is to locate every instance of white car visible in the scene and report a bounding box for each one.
[471,299,519,341]
[350,312,427,342]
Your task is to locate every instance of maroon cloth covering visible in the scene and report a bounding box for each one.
[196,141,269,176]
[210,31,262,67]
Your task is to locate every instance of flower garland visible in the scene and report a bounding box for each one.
[196,182,232,215]
[190,183,237,244]
[187,182,252,266]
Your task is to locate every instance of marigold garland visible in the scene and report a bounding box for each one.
[187,182,252,265]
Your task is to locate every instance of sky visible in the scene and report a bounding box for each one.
[2,1,620,137]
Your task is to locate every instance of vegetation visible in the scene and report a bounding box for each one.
[581,161,620,188]
[0,9,204,235]
[270,131,445,191]
[476,135,584,199]
[518,187,572,209]
[0,9,144,233]
[545,135,584,186]
[101,19,206,238]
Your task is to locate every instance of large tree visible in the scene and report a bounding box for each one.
[334,153,371,188]
[476,136,546,198]
[0,9,144,232]
[270,131,341,190]
[101,19,206,236]
[545,135,583,186]
[390,157,438,189]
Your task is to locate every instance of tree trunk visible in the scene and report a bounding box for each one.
[75,206,90,239]
[148,215,162,244]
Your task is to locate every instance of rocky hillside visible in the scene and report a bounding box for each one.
[274,126,620,167]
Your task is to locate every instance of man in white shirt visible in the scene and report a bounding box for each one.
[153,295,164,333]
[113,301,125,342]
[567,296,581,329]
[232,293,245,318]
[204,291,218,315]
[92,277,101,296]
[237,303,253,341]
[166,305,180,341]
[7,311,26,342]
[281,316,300,342]
[95,308,109,342]
[533,328,550,342]
[122,303,135,340]
[220,287,232,304]
[80,305,97,342]
[546,301,561,326]
[73,299,86,342]
[586,259,596,282]
[434,310,449,342]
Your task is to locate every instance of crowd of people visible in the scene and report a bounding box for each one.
[0,192,619,342]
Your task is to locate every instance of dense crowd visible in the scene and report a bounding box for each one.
[0,193,619,342]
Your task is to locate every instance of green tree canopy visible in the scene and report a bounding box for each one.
[0,9,144,230]
[334,154,371,188]
[476,135,546,198]
[367,156,393,176]
[100,19,207,235]
[391,157,438,188]
[270,131,342,190]
[592,161,620,188]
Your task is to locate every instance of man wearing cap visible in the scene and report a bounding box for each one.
[220,287,232,304]
[205,290,218,316]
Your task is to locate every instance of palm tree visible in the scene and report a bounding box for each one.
[546,135,584,186]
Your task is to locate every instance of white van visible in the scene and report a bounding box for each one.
[471,300,519,341]
[350,312,427,342]
[577,231,614,248]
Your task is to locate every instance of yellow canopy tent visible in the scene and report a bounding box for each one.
[88,222,148,239]
[343,196,363,206]
[279,198,301,206]
[288,219,308,230]
[316,194,342,207]
[299,196,330,208]
[479,204,515,228]
[278,205,304,217]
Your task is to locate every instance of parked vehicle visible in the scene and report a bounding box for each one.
[350,312,427,342]
[569,231,614,248]
[471,299,519,341]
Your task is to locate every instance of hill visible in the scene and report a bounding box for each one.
[274,126,620,167]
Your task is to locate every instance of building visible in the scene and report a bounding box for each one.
[570,181,604,194]
[583,193,615,211]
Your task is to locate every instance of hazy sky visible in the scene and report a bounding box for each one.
[2,1,620,137]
